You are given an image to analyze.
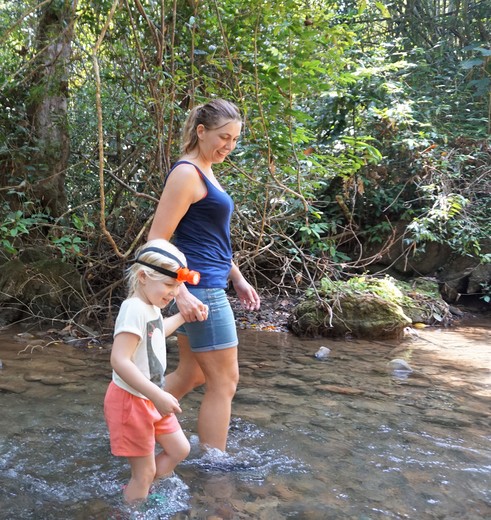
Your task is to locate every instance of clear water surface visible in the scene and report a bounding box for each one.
[0,318,489,519]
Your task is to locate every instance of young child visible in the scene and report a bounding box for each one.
[104,239,208,504]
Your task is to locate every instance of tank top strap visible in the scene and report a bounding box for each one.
[168,160,206,181]
[168,160,223,192]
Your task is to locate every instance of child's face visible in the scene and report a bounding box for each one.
[137,273,181,308]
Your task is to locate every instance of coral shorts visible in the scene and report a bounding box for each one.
[104,381,181,457]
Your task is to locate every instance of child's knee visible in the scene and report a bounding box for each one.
[172,438,191,463]
[181,439,191,460]
[133,466,157,487]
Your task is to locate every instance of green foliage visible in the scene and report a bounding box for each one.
[0,0,490,315]
[0,202,92,262]
[0,206,49,255]
[48,213,95,262]
[403,143,491,259]
[50,235,84,260]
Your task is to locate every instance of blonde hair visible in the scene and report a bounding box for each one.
[126,239,187,296]
[181,99,242,154]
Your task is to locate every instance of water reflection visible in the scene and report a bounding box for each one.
[0,320,490,519]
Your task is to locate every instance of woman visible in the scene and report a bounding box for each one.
[147,99,260,452]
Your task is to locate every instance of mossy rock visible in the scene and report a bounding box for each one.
[287,276,452,339]
[0,253,86,326]
[395,278,452,325]
[288,292,411,339]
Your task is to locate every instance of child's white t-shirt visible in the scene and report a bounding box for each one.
[111,297,167,399]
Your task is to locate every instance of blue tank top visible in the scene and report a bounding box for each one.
[165,161,234,288]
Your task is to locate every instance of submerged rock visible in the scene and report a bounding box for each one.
[387,358,413,372]
[314,346,331,360]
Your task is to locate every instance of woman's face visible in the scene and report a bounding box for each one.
[197,120,242,163]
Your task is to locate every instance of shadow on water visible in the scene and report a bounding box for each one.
[0,318,490,519]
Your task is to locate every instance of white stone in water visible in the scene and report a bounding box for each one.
[314,346,331,360]
[388,358,413,372]
[404,326,420,338]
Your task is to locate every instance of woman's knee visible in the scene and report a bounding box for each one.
[208,370,239,398]
[227,359,240,388]
[226,367,239,392]
[226,375,239,397]
[197,350,239,393]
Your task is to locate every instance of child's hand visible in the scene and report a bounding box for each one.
[185,304,208,322]
[154,390,182,416]
[200,304,209,321]
[175,288,207,322]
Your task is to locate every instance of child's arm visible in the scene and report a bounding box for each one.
[110,331,182,415]
[163,307,208,337]
[163,313,185,337]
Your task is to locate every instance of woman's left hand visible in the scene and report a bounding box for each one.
[233,278,261,311]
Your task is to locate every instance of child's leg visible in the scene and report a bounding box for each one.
[124,454,156,503]
[155,429,191,479]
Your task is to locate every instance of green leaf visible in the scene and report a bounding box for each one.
[460,58,483,70]
[375,2,390,18]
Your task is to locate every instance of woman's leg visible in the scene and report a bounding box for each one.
[124,454,156,503]
[194,347,239,451]
[164,334,205,399]
[154,429,191,478]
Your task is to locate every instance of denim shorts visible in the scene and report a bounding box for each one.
[173,288,238,352]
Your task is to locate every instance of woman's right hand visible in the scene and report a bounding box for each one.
[176,284,208,322]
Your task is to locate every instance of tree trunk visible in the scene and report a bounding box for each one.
[26,0,76,217]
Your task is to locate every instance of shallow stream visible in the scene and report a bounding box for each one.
[0,318,490,519]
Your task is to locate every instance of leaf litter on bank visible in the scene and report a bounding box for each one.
[229,294,300,332]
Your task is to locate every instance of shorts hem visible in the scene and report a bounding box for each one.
[191,341,238,353]
[111,449,155,458]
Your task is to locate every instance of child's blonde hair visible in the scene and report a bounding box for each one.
[126,239,187,296]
